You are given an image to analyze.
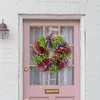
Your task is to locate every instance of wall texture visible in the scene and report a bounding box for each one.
[0,0,100,100]
[85,0,100,100]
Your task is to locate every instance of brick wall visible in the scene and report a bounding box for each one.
[85,0,100,100]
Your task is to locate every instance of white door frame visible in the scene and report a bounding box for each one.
[18,14,86,100]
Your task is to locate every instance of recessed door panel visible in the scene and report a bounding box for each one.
[30,97,49,100]
[56,97,74,100]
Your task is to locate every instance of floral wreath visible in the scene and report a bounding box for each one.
[32,34,72,73]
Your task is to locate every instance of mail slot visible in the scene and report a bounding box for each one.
[45,89,59,94]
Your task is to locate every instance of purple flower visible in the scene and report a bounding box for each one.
[46,36,52,49]
[64,59,69,66]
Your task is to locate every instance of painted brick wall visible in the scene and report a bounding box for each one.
[85,0,100,100]
[0,0,100,100]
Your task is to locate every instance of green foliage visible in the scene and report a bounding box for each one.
[56,36,64,42]
[53,61,57,66]
[32,54,49,64]
[51,66,59,73]
[66,53,72,58]
[54,53,72,59]
[52,36,64,49]
[38,36,46,49]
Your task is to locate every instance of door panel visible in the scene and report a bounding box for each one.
[56,98,74,100]
[23,20,80,100]
[30,97,49,100]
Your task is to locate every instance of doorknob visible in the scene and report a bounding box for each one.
[24,67,28,72]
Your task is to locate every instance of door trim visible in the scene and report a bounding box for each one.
[18,14,86,100]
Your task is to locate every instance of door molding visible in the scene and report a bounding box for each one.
[18,14,86,100]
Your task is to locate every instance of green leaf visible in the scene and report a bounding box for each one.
[66,53,72,58]
[52,36,64,49]
[38,36,46,48]
[51,66,59,73]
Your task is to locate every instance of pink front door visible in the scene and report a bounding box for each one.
[23,19,80,100]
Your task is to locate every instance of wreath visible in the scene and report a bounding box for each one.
[32,34,72,73]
